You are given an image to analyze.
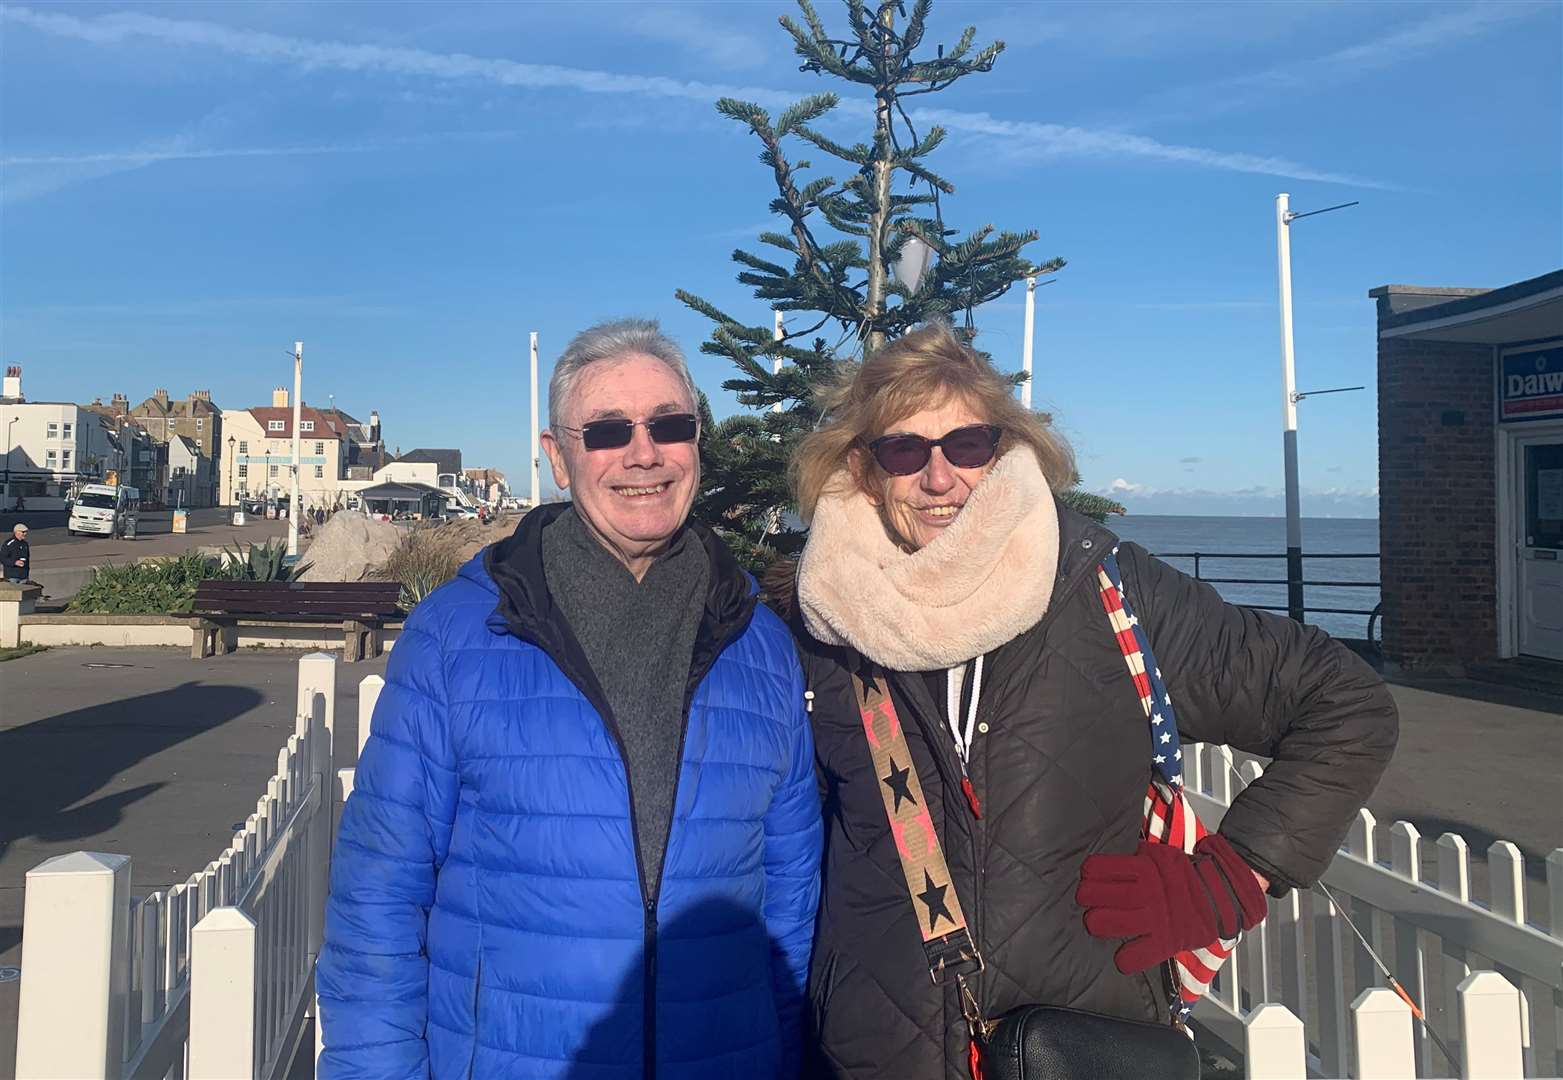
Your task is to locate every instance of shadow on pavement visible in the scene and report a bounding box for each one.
[0,682,264,861]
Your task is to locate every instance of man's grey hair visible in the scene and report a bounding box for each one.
[548,318,698,429]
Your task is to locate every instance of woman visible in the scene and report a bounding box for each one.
[776,323,1397,1079]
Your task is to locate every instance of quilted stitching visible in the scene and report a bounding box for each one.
[319,548,822,1079]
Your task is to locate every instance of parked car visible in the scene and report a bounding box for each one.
[443,505,479,521]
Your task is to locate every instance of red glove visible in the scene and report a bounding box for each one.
[1076,833,1268,975]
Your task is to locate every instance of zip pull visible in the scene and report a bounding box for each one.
[804,690,815,714]
[961,774,981,819]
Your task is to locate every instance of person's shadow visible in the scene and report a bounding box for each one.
[566,896,798,1080]
[0,682,264,863]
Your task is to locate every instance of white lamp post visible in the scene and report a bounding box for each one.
[289,341,302,558]
[530,332,540,508]
[1274,193,1358,622]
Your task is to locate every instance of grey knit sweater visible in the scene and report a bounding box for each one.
[540,507,710,898]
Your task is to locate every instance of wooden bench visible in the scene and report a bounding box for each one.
[189,580,403,662]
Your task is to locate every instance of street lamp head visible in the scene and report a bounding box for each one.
[892,235,934,294]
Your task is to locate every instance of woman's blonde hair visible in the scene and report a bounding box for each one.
[791,322,1076,522]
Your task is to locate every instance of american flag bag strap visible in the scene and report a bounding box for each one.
[1095,547,1239,1022]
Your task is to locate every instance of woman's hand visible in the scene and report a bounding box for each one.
[1075,833,1269,975]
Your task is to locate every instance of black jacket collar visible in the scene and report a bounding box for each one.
[483,504,759,706]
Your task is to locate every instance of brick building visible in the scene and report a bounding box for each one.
[129,388,223,505]
[1373,269,1562,671]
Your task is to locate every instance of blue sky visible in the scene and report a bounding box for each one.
[2,0,1559,515]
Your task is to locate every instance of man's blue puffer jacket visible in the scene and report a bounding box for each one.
[317,507,822,1079]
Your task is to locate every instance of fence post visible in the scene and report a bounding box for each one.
[1351,986,1414,1079]
[299,653,336,1027]
[1388,820,1430,1075]
[1547,848,1563,938]
[1458,970,1523,1078]
[14,852,131,1080]
[357,673,384,760]
[188,907,257,1080]
[1244,1003,1305,1079]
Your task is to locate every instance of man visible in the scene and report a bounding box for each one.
[2,524,29,583]
[318,319,821,1080]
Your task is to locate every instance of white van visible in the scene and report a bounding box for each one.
[67,484,140,538]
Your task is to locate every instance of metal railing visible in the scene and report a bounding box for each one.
[1153,551,1382,639]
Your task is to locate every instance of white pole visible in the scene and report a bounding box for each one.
[771,309,785,414]
[529,332,540,508]
[289,341,302,558]
[1275,195,1303,622]
[1021,275,1037,409]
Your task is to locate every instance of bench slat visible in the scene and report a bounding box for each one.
[192,579,402,619]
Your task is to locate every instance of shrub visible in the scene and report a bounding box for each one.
[220,538,309,582]
[69,552,220,614]
[374,525,465,610]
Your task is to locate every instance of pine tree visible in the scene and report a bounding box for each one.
[679,0,1113,569]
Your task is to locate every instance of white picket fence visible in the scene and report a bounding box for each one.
[1183,742,1563,1079]
[12,658,1562,1078]
[13,653,346,1080]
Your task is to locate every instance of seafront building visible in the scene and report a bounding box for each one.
[1372,267,1563,670]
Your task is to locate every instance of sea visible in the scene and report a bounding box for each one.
[1111,515,1381,642]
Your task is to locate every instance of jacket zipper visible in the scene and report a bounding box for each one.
[466,951,483,1079]
[960,532,1112,1017]
[590,709,663,1080]
[584,621,747,1080]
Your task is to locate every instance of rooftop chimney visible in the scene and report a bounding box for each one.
[154,388,169,404]
[190,389,211,401]
[2,365,21,401]
[272,387,289,408]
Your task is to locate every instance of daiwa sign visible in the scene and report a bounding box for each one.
[1501,344,1563,422]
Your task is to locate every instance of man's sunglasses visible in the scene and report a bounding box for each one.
[867,424,1003,476]
[558,413,700,452]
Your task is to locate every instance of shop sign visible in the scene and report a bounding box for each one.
[1501,345,1563,422]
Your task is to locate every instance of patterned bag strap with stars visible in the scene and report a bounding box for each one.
[1097,547,1239,1021]
[849,668,984,985]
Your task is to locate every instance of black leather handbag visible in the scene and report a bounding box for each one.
[975,1004,1201,1080]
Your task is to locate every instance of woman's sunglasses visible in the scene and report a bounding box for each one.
[867,424,1002,476]
[559,413,700,452]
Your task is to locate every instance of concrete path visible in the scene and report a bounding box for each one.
[0,646,386,1078]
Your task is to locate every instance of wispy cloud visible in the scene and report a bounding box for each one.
[2,4,1391,188]
[1141,2,1552,121]
[3,130,513,203]
[617,6,770,71]
[911,108,1394,189]
[4,132,508,168]
[0,5,797,108]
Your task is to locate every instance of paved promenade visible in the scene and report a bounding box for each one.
[0,645,1556,1076]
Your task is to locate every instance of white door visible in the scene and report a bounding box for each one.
[1519,440,1563,661]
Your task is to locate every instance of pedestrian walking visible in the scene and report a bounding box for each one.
[318,319,821,1080]
[3,523,30,583]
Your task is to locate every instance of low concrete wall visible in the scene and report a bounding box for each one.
[19,615,404,652]
[20,614,188,647]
